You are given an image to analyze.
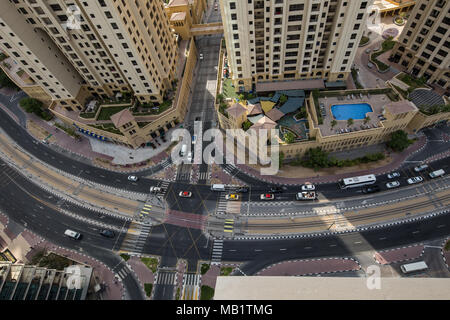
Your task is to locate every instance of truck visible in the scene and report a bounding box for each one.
[295,191,317,201]
[429,169,445,179]
[400,261,428,274]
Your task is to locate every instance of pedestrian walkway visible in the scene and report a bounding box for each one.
[181,273,201,300]
[374,244,425,265]
[224,219,234,234]
[211,239,224,265]
[119,221,152,255]
[155,271,177,285]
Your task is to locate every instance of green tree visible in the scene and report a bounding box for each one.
[279,94,288,104]
[387,130,412,152]
[284,131,296,144]
[347,118,354,127]
[302,147,330,170]
[0,69,18,89]
[331,120,337,127]
[242,120,252,131]
[279,151,285,169]
[364,116,370,124]
[216,93,225,104]
[20,97,43,114]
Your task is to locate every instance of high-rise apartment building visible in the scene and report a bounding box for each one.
[390,0,450,90]
[0,0,177,111]
[220,0,373,92]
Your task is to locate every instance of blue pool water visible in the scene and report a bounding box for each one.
[331,103,373,121]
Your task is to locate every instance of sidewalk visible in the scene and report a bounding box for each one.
[235,135,427,185]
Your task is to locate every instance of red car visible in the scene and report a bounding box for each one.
[260,193,275,200]
[179,191,192,198]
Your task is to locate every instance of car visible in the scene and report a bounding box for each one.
[179,191,192,198]
[414,164,429,172]
[386,181,400,189]
[235,187,249,193]
[362,185,381,194]
[214,3,218,11]
[365,48,371,54]
[199,53,203,60]
[192,135,197,144]
[41,139,49,144]
[225,194,239,201]
[150,186,164,193]
[260,193,275,200]
[187,152,192,163]
[127,175,138,182]
[407,176,423,185]
[99,229,115,238]
[301,184,316,191]
[367,62,374,69]
[269,186,283,193]
[387,172,400,179]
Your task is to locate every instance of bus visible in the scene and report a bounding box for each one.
[400,261,428,274]
[339,174,376,189]
[211,184,226,192]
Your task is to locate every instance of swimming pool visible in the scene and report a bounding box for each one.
[331,103,373,121]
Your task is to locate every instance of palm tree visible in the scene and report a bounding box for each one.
[347,118,354,127]
[364,116,370,124]
[331,120,337,127]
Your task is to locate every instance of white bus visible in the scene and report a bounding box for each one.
[339,174,376,189]
[400,261,428,274]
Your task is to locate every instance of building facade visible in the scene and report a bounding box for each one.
[220,0,374,92]
[0,0,178,111]
[390,0,450,90]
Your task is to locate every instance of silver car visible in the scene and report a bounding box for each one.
[127,175,138,182]
[407,176,423,185]
[386,181,400,189]
[414,164,429,172]
[387,172,400,179]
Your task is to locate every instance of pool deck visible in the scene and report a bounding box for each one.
[317,94,389,137]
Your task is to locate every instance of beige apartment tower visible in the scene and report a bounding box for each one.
[220,0,374,92]
[0,0,178,111]
[390,0,450,90]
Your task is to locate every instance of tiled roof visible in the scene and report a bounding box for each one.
[226,102,247,118]
[110,109,135,128]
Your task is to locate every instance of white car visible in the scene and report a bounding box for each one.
[150,186,164,193]
[301,184,316,191]
[179,191,192,198]
[367,62,374,69]
[187,152,192,163]
[386,181,400,189]
[127,175,138,182]
[407,176,423,185]
[199,53,204,60]
[414,164,429,172]
[387,172,400,179]
[260,193,275,200]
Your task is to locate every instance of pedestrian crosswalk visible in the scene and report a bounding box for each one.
[216,193,228,215]
[116,266,131,280]
[155,271,177,286]
[176,172,191,181]
[119,221,152,255]
[181,273,201,300]
[211,239,223,264]
[198,171,210,181]
[139,203,153,219]
[160,159,172,169]
[224,219,234,233]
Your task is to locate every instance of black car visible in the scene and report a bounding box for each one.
[269,186,283,193]
[362,185,381,194]
[99,229,115,238]
[235,187,249,193]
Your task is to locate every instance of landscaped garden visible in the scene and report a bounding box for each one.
[370,37,396,72]
[222,78,239,100]
[141,257,159,273]
[359,36,370,47]
[200,285,214,300]
[397,73,428,92]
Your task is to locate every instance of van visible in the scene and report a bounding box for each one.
[429,169,445,179]
[180,144,187,156]
[211,184,225,192]
[64,229,81,240]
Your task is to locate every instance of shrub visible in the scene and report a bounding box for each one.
[200,286,214,300]
[200,263,210,275]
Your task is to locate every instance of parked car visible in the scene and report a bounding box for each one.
[387,172,400,179]
[407,176,423,185]
[199,53,204,60]
[99,229,115,238]
[301,184,316,191]
[127,175,138,182]
[225,194,239,201]
[179,191,192,198]
[365,48,371,54]
[367,62,374,69]
[260,193,275,200]
[386,181,400,189]
[362,185,381,194]
[235,187,249,193]
[414,164,429,172]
